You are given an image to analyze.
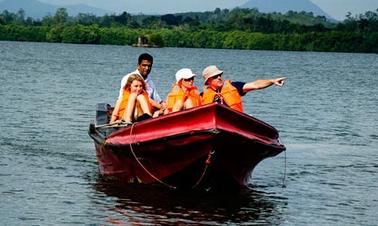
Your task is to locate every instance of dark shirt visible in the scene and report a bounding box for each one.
[231,81,246,96]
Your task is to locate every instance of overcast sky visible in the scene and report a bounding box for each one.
[38,0,378,20]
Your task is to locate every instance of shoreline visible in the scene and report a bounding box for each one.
[0,25,377,54]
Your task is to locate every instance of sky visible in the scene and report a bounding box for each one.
[311,0,378,19]
[38,0,378,20]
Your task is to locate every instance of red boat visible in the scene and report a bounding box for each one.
[88,103,285,190]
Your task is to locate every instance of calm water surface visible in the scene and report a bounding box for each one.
[0,41,377,225]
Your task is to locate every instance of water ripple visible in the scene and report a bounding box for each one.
[1,41,377,225]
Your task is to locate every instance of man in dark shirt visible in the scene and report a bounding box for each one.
[201,65,286,111]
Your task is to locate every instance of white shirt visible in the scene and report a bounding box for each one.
[118,69,162,103]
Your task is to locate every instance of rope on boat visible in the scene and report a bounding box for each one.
[281,137,287,188]
[95,121,130,129]
[126,122,215,190]
[128,123,177,190]
[192,150,215,189]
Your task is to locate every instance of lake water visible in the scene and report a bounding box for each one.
[0,41,377,225]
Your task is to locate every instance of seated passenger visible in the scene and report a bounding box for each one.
[201,65,286,112]
[165,68,201,114]
[110,74,152,123]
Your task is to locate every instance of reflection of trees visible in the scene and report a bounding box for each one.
[91,177,287,225]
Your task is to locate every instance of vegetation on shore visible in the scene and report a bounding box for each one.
[0,7,377,53]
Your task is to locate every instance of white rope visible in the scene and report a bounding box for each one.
[128,123,177,189]
[191,150,215,189]
[96,121,130,129]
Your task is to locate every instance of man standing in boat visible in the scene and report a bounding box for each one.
[111,53,165,123]
[201,65,287,112]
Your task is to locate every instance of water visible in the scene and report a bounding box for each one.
[0,41,377,225]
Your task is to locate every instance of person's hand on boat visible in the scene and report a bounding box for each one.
[152,101,168,118]
[160,101,167,111]
[272,77,287,87]
[120,119,133,125]
[109,119,132,125]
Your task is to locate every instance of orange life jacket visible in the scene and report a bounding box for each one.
[202,80,243,112]
[166,83,201,112]
[113,90,151,121]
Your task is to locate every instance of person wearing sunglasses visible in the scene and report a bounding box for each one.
[201,65,286,112]
[165,68,202,114]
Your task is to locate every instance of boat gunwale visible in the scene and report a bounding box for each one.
[103,127,285,153]
[104,103,281,141]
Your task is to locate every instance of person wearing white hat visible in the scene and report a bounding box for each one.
[201,65,286,112]
[164,68,201,114]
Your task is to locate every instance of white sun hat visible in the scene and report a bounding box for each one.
[175,68,196,82]
[202,65,223,84]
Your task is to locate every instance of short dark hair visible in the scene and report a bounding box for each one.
[138,53,153,65]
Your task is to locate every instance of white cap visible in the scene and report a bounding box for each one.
[175,68,196,82]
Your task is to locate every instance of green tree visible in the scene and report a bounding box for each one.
[53,8,69,24]
[14,9,26,24]
[1,10,15,24]
[77,13,98,25]
[148,33,164,46]
[142,16,162,29]
[46,26,64,42]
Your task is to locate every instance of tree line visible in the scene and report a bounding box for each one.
[0,7,377,53]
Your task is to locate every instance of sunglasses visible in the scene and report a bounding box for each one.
[214,74,222,79]
[183,77,194,82]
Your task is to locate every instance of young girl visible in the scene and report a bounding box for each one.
[110,74,152,123]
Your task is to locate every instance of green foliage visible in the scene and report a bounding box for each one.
[160,29,186,47]
[191,30,215,48]
[54,8,69,24]
[363,32,378,52]
[0,24,47,41]
[46,24,100,44]
[0,8,378,53]
[98,27,129,45]
[46,26,63,42]
[147,32,164,46]
[338,9,378,32]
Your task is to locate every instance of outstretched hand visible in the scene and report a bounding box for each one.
[273,77,287,87]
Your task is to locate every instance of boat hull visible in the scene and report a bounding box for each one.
[89,103,285,190]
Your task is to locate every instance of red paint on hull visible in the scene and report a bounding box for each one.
[89,103,285,189]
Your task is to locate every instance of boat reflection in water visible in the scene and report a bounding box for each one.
[92,176,288,225]
[89,103,286,191]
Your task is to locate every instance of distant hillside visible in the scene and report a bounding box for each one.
[240,0,334,20]
[0,0,109,19]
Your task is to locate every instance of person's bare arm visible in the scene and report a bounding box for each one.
[242,77,287,93]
